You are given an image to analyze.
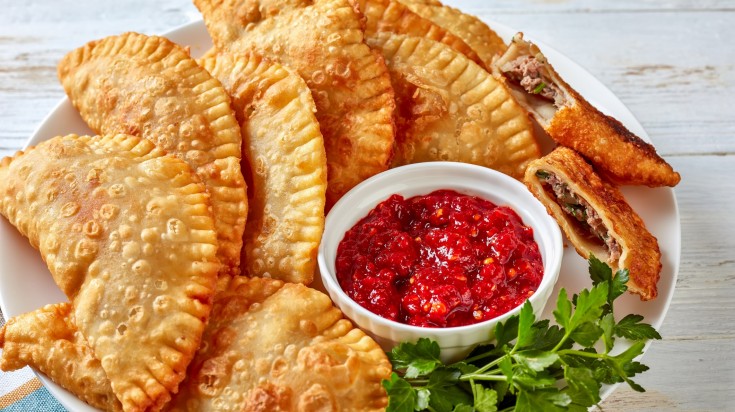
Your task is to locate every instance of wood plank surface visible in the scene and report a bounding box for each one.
[1,1,733,410]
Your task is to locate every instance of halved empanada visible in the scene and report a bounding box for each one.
[524,147,661,300]
[368,33,540,177]
[0,134,219,410]
[194,0,396,206]
[399,0,507,69]
[351,0,483,66]
[58,32,247,276]
[199,52,327,285]
[0,303,122,412]
[494,33,680,187]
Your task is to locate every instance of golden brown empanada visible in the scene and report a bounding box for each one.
[1,278,391,412]
[0,134,219,411]
[368,33,540,177]
[399,0,507,69]
[351,0,483,67]
[58,32,247,276]
[494,33,680,187]
[524,147,661,300]
[199,52,327,285]
[194,0,396,206]
[0,303,122,412]
[168,276,391,411]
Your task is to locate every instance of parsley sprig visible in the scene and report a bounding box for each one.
[382,256,661,411]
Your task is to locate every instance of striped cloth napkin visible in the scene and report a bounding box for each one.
[0,313,66,412]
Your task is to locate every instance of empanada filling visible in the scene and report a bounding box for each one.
[535,170,621,261]
[502,55,562,106]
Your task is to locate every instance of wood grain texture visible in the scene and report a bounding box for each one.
[1,1,733,410]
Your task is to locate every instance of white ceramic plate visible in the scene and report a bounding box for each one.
[0,19,679,411]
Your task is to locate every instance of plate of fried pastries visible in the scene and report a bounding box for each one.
[0,0,680,410]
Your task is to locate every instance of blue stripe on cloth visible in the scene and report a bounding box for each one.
[1,386,67,412]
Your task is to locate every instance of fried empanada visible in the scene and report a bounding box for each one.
[399,0,506,69]
[58,32,247,276]
[168,276,391,411]
[199,52,327,285]
[368,33,539,177]
[524,147,661,300]
[0,303,122,412]
[494,33,681,187]
[351,0,483,66]
[194,0,396,206]
[0,134,219,411]
[1,278,391,412]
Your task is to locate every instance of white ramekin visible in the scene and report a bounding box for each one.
[318,162,563,361]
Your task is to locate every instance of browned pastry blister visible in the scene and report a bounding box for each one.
[0,134,220,411]
[524,147,661,300]
[194,0,396,206]
[199,51,327,285]
[495,33,681,187]
[58,32,247,277]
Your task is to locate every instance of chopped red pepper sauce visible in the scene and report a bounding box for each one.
[335,190,543,328]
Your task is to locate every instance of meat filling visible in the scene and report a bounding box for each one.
[503,56,564,107]
[536,170,622,261]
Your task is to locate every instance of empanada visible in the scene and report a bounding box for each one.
[168,276,391,411]
[351,0,483,67]
[194,0,396,206]
[0,134,219,410]
[494,33,681,187]
[368,33,540,177]
[58,32,247,276]
[0,303,122,412]
[524,147,661,300]
[399,0,507,70]
[199,52,327,285]
[0,278,391,412]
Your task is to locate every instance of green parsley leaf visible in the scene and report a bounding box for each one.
[564,367,601,407]
[516,388,571,412]
[553,288,573,330]
[600,313,616,353]
[512,350,559,372]
[427,367,473,412]
[472,383,498,412]
[383,373,417,412]
[568,282,608,332]
[570,321,604,347]
[515,301,537,349]
[494,315,520,351]
[588,254,612,285]
[453,405,474,412]
[615,314,662,340]
[527,320,568,351]
[389,338,442,378]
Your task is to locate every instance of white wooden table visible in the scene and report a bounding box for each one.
[1,1,733,410]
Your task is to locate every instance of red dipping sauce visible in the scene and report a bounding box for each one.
[335,190,544,328]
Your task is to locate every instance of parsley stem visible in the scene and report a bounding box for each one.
[557,349,606,359]
[459,373,506,382]
[472,354,508,375]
